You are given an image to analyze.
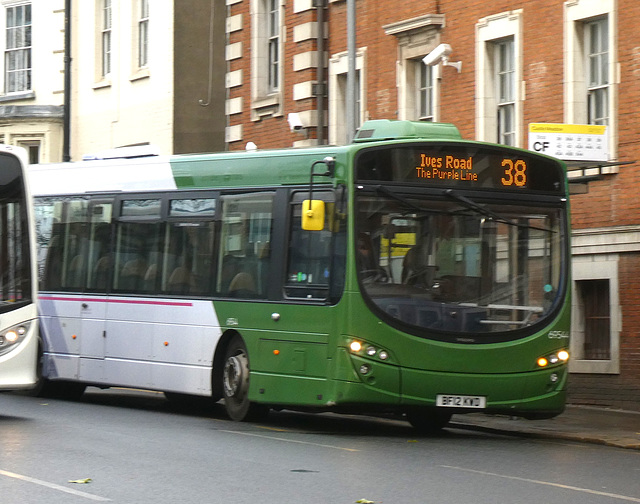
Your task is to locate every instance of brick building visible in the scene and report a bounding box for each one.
[226,0,639,410]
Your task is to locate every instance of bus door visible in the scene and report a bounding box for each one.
[37,196,88,381]
[77,199,113,382]
[226,188,346,405]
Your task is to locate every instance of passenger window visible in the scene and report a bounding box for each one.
[217,192,274,299]
[113,221,163,293]
[86,203,113,292]
[113,199,162,293]
[35,198,90,291]
[160,198,216,295]
[163,221,215,295]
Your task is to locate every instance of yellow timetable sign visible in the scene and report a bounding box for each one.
[528,123,608,162]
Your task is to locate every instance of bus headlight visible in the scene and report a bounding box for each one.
[0,322,31,355]
[348,338,392,363]
[537,349,569,368]
[5,330,20,343]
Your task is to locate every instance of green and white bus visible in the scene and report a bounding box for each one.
[31,120,570,430]
[0,145,38,391]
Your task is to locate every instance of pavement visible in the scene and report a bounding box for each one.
[450,405,640,450]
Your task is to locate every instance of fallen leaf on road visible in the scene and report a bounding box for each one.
[68,478,92,484]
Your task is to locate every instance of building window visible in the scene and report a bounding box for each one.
[102,0,112,77]
[138,0,149,68]
[417,62,434,121]
[476,10,522,146]
[16,139,40,164]
[250,0,283,118]
[586,17,608,125]
[577,279,610,360]
[328,50,365,145]
[4,3,31,93]
[564,0,616,158]
[496,38,515,145]
[267,0,279,92]
[571,254,620,374]
[382,14,444,123]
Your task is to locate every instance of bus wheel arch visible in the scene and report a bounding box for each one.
[214,330,268,422]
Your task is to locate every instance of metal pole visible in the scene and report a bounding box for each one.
[316,0,325,144]
[62,0,71,161]
[346,0,356,143]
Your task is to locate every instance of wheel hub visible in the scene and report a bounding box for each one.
[223,354,248,398]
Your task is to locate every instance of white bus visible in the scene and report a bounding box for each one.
[0,145,38,391]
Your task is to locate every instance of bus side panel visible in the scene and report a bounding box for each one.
[39,296,82,381]
[40,295,222,396]
[78,299,108,384]
[214,301,336,407]
[102,297,221,395]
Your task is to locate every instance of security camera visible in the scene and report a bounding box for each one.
[423,43,453,66]
[288,113,305,131]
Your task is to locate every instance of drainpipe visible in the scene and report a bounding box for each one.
[63,0,71,161]
[315,0,325,144]
[346,0,356,143]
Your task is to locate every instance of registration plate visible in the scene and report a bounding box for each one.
[436,394,486,409]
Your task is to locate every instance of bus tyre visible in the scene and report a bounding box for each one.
[406,409,452,434]
[222,336,268,422]
[23,337,46,397]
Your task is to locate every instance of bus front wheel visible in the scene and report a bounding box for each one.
[221,336,268,422]
[406,409,452,433]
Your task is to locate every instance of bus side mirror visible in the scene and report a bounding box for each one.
[301,200,325,231]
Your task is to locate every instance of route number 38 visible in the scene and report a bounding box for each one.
[501,159,527,187]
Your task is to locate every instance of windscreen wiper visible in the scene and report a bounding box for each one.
[444,189,554,233]
[375,185,447,215]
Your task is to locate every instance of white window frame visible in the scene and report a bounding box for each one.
[476,10,523,146]
[4,1,31,94]
[383,14,444,123]
[564,0,617,159]
[586,17,608,125]
[495,38,515,145]
[267,0,279,93]
[416,61,435,121]
[101,0,112,78]
[250,0,284,119]
[137,0,149,69]
[15,137,39,164]
[328,49,366,145]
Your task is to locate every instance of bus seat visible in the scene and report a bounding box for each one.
[228,272,256,298]
[220,254,240,291]
[168,266,193,294]
[144,263,158,291]
[92,255,111,289]
[67,254,85,288]
[119,258,147,290]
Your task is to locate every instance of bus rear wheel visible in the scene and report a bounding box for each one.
[221,336,268,422]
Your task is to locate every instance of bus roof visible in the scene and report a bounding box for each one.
[28,121,478,197]
[29,146,350,196]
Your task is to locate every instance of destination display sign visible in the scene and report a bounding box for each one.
[355,144,564,193]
